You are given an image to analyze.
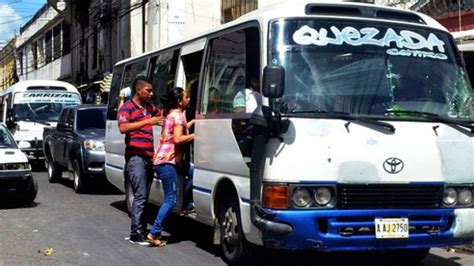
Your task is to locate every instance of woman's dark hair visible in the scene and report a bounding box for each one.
[160,87,184,114]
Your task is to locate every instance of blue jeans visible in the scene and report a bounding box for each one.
[125,155,153,237]
[150,162,194,236]
[150,163,177,236]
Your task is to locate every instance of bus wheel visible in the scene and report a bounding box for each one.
[46,159,61,183]
[218,199,254,265]
[125,181,134,217]
[386,248,430,264]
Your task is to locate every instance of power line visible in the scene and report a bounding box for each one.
[0,16,31,25]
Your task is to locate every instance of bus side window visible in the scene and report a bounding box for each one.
[107,66,124,120]
[202,26,260,116]
[149,49,179,108]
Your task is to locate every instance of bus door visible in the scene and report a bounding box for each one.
[175,39,205,211]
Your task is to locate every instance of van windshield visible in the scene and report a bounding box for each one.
[269,19,474,120]
[13,91,81,122]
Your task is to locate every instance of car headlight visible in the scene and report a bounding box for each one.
[18,141,31,149]
[314,187,333,206]
[83,140,105,151]
[458,188,473,206]
[0,162,31,171]
[292,187,311,207]
[443,187,457,206]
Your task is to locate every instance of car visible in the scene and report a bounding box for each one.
[0,124,37,205]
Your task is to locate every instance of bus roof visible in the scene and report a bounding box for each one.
[0,80,79,96]
[114,0,448,67]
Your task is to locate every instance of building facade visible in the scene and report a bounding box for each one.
[0,38,18,91]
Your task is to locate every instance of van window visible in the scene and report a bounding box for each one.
[202,26,260,115]
[149,50,179,107]
[107,65,124,120]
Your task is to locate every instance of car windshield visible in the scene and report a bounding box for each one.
[76,108,106,130]
[269,19,474,121]
[0,125,17,148]
[13,91,81,122]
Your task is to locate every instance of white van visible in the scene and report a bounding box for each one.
[0,80,82,161]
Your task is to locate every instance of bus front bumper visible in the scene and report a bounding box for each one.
[261,209,474,251]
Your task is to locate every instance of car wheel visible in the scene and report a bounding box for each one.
[218,197,256,265]
[23,177,38,206]
[125,180,133,217]
[73,160,87,193]
[46,159,61,183]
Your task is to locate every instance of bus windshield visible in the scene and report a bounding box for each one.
[269,19,474,120]
[13,91,81,122]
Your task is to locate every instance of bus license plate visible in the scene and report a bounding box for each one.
[375,218,409,239]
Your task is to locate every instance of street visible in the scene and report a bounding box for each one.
[0,171,473,266]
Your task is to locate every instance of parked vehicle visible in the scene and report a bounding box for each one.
[0,80,82,162]
[43,104,106,193]
[0,124,36,205]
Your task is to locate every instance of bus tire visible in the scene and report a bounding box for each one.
[125,181,133,217]
[73,160,87,193]
[386,248,430,264]
[46,158,61,183]
[218,198,255,265]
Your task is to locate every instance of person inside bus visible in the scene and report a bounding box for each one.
[148,87,195,247]
[207,86,221,114]
[117,76,164,246]
[118,86,131,109]
[232,73,262,114]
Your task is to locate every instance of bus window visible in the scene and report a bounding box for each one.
[149,50,179,107]
[107,65,124,120]
[202,26,260,115]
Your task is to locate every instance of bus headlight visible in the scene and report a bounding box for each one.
[458,188,472,206]
[443,187,457,206]
[314,187,333,206]
[292,187,311,207]
[83,140,105,151]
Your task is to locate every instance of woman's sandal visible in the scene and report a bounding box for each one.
[179,208,196,216]
[147,234,166,247]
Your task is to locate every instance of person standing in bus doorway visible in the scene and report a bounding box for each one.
[147,87,195,247]
[118,76,163,246]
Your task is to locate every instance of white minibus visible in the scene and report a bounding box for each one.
[0,80,81,161]
[105,1,474,264]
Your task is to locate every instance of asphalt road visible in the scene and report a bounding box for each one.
[0,171,473,265]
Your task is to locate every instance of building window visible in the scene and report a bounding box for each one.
[53,24,61,59]
[221,0,257,23]
[45,30,52,63]
[32,42,38,69]
[62,21,71,55]
[18,52,23,75]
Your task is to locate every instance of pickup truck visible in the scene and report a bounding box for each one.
[43,104,106,193]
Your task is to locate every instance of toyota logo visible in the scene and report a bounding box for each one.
[383,157,404,174]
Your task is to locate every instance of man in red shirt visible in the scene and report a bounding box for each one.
[118,76,162,245]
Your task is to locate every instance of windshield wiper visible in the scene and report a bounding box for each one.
[385,110,474,133]
[287,110,395,133]
[21,118,51,126]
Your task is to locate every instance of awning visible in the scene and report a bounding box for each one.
[100,73,113,92]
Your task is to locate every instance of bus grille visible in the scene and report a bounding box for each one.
[337,184,442,209]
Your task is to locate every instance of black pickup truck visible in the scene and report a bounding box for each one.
[43,104,106,193]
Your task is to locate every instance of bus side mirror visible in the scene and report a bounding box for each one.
[262,65,285,98]
[5,108,17,130]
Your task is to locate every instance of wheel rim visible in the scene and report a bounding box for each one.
[73,164,80,190]
[47,162,53,178]
[222,206,239,254]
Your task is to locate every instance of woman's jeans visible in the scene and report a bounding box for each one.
[150,162,194,236]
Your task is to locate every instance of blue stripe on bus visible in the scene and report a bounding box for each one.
[105,163,124,171]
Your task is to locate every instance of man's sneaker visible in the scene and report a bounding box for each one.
[129,234,151,246]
